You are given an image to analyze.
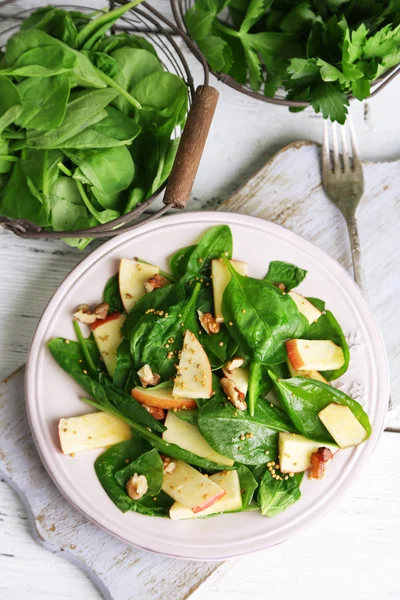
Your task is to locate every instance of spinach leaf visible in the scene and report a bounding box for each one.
[222,260,304,364]
[174,408,199,426]
[114,448,163,496]
[26,88,118,149]
[184,225,233,279]
[67,145,134,196]
[113,340,133,390]
[132,72,188,138]
[0,76,22,134]
[20,148,63,200]
[257,469,302,517]
[0,138,14,174]
[50,176,92,231]
[237,464,258,509]
[16,74,70,131]
[128,282,201,380]
[0,161,49,226]
[170,244,196,279]
[111,48,163,114]
[263,260,307,291]
[305,309,350,380]
[20,7,78,47]
[149,137,180,195]
[47,337,164,433]
[269,371,371,443]
[198,395,296,465]
[103,273,124,313]
[93,32,157,56]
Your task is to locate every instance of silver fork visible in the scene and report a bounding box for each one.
[321,118,394,413]
[322,118,368,295]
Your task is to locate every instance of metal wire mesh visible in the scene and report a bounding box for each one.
[171,0,400,109]
[0,0,207,239]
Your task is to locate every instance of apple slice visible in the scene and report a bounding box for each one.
[318,404,368,448]
[119,258,160,312]
[172,330,212,399]
[222,366,249,396]
[162,411,234,467]
[169,469,242,520]
[287,361,329,384]
[279,432,338,473]
[91,312,125,377]
[58,412,131,455]
[288,292,322,324]
[286,339,344,372]
[161,459,225,513]
[131,384,197,410]
[212,259,248,323]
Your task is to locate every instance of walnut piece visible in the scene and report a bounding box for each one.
[126,473,148,500]
[224,357,244,373]
[142,403,165,421]
[144,273,169,293]
[198,310,220,334]
[220,377,247,411]
[309,447,334,480]
[137,364,160,388]
[163,460,176,475]
[73,302,109,325]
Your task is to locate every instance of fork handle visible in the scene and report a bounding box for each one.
[345,214,368,298]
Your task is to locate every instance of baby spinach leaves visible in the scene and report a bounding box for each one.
[269,371,371,443]
[221,259,304,364]
[263,260,307,291]
[257,469,302,517]
[198,395,296,465]
[103,273,124,313]
[0,76,22,134]
[114,448,163,495]
[16,74,70,131]
[184,225,233,279]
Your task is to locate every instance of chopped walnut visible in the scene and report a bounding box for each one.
[163,461,176,475]
[198,310,220,334]
[142,403,165,421]
[309,447,334,480]
[73,302,110,325]
[144,273,169,293]
[223,357,244,373]
[137,364,160,388]
[220,377,247,411]
[272,283,286,292]
[126,473,148,500]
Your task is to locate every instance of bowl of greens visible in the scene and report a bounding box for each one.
[0,1,217,248]
[26,212,389,559]
[171,0,400,123]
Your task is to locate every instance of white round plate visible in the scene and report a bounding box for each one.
[26,212,389,560]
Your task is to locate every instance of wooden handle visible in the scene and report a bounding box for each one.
[163,85,219,209]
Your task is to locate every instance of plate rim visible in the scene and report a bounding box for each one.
[25,211,390,560]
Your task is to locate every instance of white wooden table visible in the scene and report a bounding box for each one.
[1,1,400,598]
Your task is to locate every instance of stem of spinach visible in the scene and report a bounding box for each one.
[94,69,142,111]
[76,0,145,49]
[248,362,261,417]
[73,320,98,379]
[0,155,18,162]
[1,131,25,139]
[57,162,73,177]
[75,180,102,223]
[135,257,176,283]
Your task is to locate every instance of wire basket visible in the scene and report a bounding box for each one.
[0,0,219,240]
[171,0,400,109]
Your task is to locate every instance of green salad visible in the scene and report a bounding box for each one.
[0,2,188,248]
[184,0,400,123]
[50,225,371,519]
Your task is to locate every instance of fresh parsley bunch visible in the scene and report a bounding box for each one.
[185,0,400,123]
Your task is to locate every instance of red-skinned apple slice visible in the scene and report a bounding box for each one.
[58,412,131,455]
[212,258,248,323]
[161,459,225,513]
[287,360,329,384]
[288,292,322,324]
[90,313,125,377]
[131,384,197,410]
[286,339,345,372]
[279,432,338,473]
[119,258,160,313]
[173,330,212,399]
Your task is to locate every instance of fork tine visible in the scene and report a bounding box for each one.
[330,121,339,173]
[348,116,362,172]
[340,122,350,172]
